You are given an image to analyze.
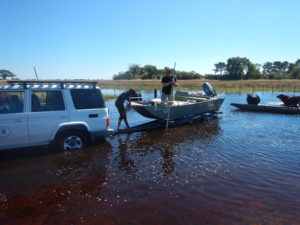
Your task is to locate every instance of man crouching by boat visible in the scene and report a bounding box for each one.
[115,88,139,131]
[161,67,178,104]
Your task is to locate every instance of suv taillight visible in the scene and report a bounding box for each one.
[106,117,110,128]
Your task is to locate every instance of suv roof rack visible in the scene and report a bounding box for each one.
[6,80,98,89]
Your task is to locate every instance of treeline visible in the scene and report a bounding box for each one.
[210,57,300,80]
[113,64,203,80]
[114,58,300,81]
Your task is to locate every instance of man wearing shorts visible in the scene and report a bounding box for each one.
[115,88,139,131]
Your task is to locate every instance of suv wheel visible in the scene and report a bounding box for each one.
[56,131,87,152]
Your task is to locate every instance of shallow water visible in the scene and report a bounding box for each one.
[0,91,300,225]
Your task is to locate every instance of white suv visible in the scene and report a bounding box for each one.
[0,80,114,151]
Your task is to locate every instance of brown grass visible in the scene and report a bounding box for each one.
[0,80,6,86]
[98,79,300,92]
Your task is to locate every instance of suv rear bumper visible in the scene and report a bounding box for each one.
[90,128,114,142]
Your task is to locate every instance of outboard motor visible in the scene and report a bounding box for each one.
[247,94,260,105]
[202,82,217,96]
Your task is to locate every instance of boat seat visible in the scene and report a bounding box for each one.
[170,101,189,106]
[175,91,189,101]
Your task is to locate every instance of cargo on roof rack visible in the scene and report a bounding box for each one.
[6,80,98,89]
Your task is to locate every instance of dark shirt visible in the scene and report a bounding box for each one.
[115,89,137,107]
[161,76,177,95]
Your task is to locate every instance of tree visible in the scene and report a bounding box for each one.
[273,61,282,73]
[128,64,141,79]
[225,57,260,80]
[141,65,158,79]
[214,62,226,75]
[288,63,295,73]
[255,63,262,72]
[288,59,300,73]
[0,70,16,80]
[281,61,289,73]
[295,59,300,68]
[113,71,132,80]
[245,63,261,79]
[226,57,252,80]
[262,62,273,74]
[291,67,300,79]
[272,61,289,73]
[226,57,244,79]
[176,71,202,79]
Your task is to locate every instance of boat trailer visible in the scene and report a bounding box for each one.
[113,113,221,135]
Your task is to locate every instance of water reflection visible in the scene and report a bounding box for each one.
[116,135,137,174]
[112,117,221,177]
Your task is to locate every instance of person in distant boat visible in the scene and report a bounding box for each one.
[161,67,178,103]
[115,88,139,131]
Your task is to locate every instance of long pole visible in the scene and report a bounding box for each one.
[170,62,176,100]
[165,105,171,132]
[165,62,176,132]
[34,67,39,80]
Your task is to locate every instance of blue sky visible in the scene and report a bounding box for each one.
[1,0,299,80]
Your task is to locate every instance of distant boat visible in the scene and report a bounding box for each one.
[231,103,300,114]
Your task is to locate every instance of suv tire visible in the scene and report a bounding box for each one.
[55,131,88,152]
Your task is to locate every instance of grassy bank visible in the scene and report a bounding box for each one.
[98,79,300,92]
[0,80,6,86]
[103,94,116,100]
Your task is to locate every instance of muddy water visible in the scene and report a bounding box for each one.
[1,91,300,225]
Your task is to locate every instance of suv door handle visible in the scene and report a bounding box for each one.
[13,119,22,122]
[89,114,99,118]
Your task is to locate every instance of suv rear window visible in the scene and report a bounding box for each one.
[71,89,105,109]
[0,91,24,114]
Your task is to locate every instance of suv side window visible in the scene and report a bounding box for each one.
[0,91,24,114]
[71,89,105,109]
[31,91,65,112]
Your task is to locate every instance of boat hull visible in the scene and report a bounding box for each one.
[131,98,224,120]
[231,103,300,114]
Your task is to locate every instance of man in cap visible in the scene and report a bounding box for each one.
[161,67,178,103]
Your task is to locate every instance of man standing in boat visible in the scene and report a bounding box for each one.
[161,67,178,103]
[115,88,140,131]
